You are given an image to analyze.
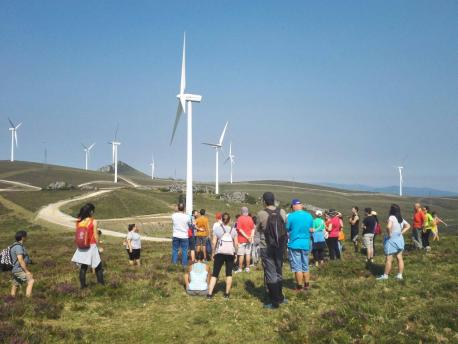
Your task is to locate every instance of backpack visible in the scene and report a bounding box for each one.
[216,225,235,255]
[75,219,92,249]
[0,243,21,272]
[264,208,287,248]
[374,222,382,235]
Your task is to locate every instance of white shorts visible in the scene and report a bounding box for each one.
[363,234,374,248]
[237,243,252,256]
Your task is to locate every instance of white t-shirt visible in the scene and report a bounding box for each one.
[127,231,141,249]
[172,212,191,239]
[388,216,409,235]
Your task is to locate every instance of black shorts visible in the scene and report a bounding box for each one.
[188,237,196,251]
[350,228,359,242]
[127,249,141,260]
[212,254,234,278]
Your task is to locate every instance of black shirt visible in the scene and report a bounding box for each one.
[350,215,360,232]
[363,216,377,235]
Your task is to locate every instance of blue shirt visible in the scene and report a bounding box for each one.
[286,210,313,250]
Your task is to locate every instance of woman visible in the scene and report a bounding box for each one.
[377,204,411,281]
[71,203,104,288]
[207,213,238,299]
[422,206,434,251]
[326,210,342,260]
[431,212,448,241]
[126,224,141,266]
[184,251,210,296]
[311,210,326,266]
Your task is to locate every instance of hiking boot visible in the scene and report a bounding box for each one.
[263,303,279,309]
[280,298,288,305]
[376,274,389,281]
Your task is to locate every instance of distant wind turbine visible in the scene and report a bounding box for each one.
[169,32,202,214]
[203,122,228,194]
[108,125,121,183]
[398,166,404,197]
[224,142,235,184]
[150,154,155,180]
[82,143,95,170]
[8,118,22,162]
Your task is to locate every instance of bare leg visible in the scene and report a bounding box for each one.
[238,255,244,270]
[384,255,393,275]
[294,272,304,287]
[245,254,251,268]
[397,253,404,274]
[303,272,310,285]
[225,276,232,294]
[208,276,217,295]
[25,278,35,298]
[11,285,18,297]
[136,259,141,266]
[190,250,195,262]
[203,245,207,260]
[129,260,134,266]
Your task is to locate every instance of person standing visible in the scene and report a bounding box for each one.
[171,203,190,266]
[412,203,425,249]
[431,212,448,241]
[71,203,104,288]
[377,204,411,281]
[422,206,434,252]
[235,207,255,273]
[349,207,360,253]
[10,230,34,298]
[195,209,210,260]
[188,210,199,263]
[311,210,327,266]
[207,213,238,299]
[126,224,141,266]
[362,208,376,264]
[256,192,287,309]
[286,199,313,291]
[326,210,342,260]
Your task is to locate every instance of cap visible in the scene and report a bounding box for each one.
[315,210,323,217]
[291,199,302,206]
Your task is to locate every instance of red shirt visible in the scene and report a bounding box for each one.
[236,215,255,244]
[413,210,425,229]
[328,217,342,238]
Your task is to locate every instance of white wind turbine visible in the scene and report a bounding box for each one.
[108,126,121,183]
[202,121,228,195]
[397,166,404,196]
[169,33,202,215]
[8,118,22,162]
[81,143,95,170]
[224,142,235,184]
[150,154,155,180]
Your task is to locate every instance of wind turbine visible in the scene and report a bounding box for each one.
[150,154,155,180]
[82,143,95,170]
[108,126,121,183]
[397,166,404,196]
[224,142,235,184]
[8,118,22,162]
[169,32,202,215]
[203,122,228,194]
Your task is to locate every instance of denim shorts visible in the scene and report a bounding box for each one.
[188,236,196,251]
[196,236,208,246]
[288,248,309,273]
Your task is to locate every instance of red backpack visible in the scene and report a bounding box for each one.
[75,219,92,249]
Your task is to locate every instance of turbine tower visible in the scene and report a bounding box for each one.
[150,154,155,180]
[224,142,235,184]
[8,118,22,162]
[202,121,228,195]
[398,166,404,197]
[170,33,202,215]
[108,126,121,183]
[82,143,95,170]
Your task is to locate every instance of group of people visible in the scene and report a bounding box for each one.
[3,194,448,304]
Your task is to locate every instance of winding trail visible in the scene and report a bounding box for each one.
[0,179,42,192]
[36,189,171,242]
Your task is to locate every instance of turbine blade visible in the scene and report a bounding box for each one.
[114,124,119,141]
[218,121,228,146]
[229,142,232,155]
[180,32,186,95]
[81,143,87,149]
[202,142,219,147]
[88,143,95,151]
[8,117,14,128]
[15,122,22,130]
[170,102,183,145]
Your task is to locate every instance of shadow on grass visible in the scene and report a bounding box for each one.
[365,262,385,276]
[244,280,267,304]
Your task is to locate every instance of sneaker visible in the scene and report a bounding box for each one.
[245,268,250,273]
[263,303,279,309]
[234,269,243,274]
[426,246,431,252]
[224,293,230,299]
[395,273,403,280]
[376,274,389,281]
[206,294,213,300]
[280,298,288,305]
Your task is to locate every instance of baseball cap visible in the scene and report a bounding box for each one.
[315,210,323,216]
[291,199,302,206]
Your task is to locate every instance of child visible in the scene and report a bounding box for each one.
[431,212,448,241]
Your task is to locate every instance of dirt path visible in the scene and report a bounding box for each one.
[36,190,171,242]
[0,179,42,192]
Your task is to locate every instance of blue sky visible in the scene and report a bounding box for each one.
[1,1,457,191]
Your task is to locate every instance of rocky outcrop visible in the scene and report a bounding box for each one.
[46,181,75,190]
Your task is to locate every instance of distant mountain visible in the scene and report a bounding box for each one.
[321,183,458,197]
[99,161,150,180]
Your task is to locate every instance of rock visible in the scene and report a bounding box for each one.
[46,181,75,190]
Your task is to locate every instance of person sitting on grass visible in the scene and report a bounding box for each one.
[207,212,238,300]
[377,204,411,281]
[10,230,34,298]
[127,224,141,266]
[184,251,210,296]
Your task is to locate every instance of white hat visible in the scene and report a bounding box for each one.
[315,210,323,216]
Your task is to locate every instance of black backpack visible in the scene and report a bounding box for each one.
[264,208,287,248]
[0,243,21,272]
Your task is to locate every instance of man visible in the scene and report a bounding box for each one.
[10,230,34,298]
[412,203,425,249]
[256,192,287,309]
[349,207,360,253]
[422,206,434,252]
[286,199,313,291]
[195,209,210,260]
[362,208,376,263]
[171,203,190,266]
[188,210,199,263]
[235,207,255,273]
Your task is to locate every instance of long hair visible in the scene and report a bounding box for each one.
[77,203,95,221]
[222,212,231,225]
[389,204,403,224]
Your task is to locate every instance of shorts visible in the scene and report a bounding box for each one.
[288,248,309,273]
[237,243,252,256]
[128,249,141,260]
[188,236,196,251]
[12,271,32,286]
[186,288,208,296]
[363,234,374,248]
[196,236,208,246]
[212,254,235,277]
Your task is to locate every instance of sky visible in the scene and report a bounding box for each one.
[0,0,457,191]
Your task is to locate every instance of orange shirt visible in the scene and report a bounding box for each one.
[413,210,425,229]
[195,216,209,237]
